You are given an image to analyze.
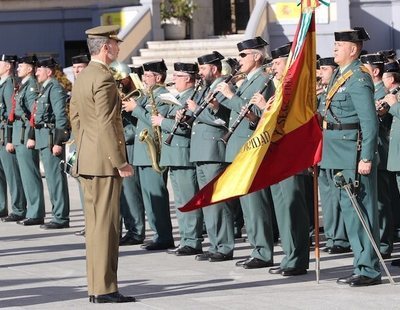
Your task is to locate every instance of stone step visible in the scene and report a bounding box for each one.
[131,55,239,67]
[139,47,239,58]
[146,35,244,49]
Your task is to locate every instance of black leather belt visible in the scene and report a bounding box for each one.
[35,123,54,129]
[322,121,359,130]
[14,115,24,121]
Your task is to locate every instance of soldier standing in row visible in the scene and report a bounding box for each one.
[28,58,70,229]
[123,60,174,251]
[0,55,26,219]
[317,57,350,254]
[216,37,276,269]
[153,62,204,256]
[185,51,235,262]
[321,28,381,287]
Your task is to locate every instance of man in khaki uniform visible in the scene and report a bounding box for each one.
[70,25,135,303]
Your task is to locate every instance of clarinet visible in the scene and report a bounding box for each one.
[220,72,276,144]
[376,86,400,112]
[164,79,202,146]
[183,64,242,128]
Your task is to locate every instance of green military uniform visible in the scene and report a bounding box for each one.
[271,43,310,273]
[132,85,174,247]
[120,109,145,242]
[190,75,235,256]
[0,70,26,218]
[374,80,396,256]
[321,59,380,279]
[34,72,70,225]
[219,66,276,264]
[10,69,45,221]
[387,86,400,206]
[317,90,349,249]
[160,86,203,250]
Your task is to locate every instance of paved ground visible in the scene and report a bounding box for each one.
[1,176,400,309]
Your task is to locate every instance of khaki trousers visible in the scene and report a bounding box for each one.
[80,175,122,295]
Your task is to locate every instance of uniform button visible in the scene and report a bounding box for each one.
[342,136,346,139]
[119,141,122,144]
[192,132,195,135]
[108,156,111,159]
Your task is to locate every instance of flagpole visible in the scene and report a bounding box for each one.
[313,164,320,283]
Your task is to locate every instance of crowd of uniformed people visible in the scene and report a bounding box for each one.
[1,25,400,292]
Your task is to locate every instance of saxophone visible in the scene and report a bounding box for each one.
[139,84,165,173]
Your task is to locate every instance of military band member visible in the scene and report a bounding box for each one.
[0,54,26,219]
[110,61,145,246]
[317,57,350,254]
[266,43,310,276]
[70,54,90,236]
[152,62,203,255]
[184,51,235,262]
[321,28,381,286]
[380,61,400,267]
[28,57,70,229]
[215,37,276,269]
[123,60,174,251]
[361,55,398,259]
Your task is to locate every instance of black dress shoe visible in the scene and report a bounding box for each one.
[119,234,144,246]
[2,213,25,222]
[391,259,400,267]
[269,267,283,274]
[208,252,233,262]
[0,211,8,218]
[140,241,175,251]
[89,292,136,303]
[40,221,69,229]
[328,245,351,254]
[350,275,381,287]
[236,257,251,267]
[337,274,358,285]
[322,246,331,253]
[167,246,180,254]
[195,251,211,261]
[243,257,273,269]
[17,218,44,226]
[175,246,203,256]
[281,267,307,276]
[74,229,85,236]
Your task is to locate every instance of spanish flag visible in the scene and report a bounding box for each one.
[180,4,323,212]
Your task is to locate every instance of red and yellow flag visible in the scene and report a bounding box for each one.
[180,6,322,212]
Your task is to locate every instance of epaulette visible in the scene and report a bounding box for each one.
[359,64,369,74]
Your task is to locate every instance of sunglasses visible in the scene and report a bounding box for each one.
[239,52,255,58]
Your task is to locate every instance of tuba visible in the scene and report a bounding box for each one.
[139,84,165,173]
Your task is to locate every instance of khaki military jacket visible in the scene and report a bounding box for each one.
[70,61,126,176]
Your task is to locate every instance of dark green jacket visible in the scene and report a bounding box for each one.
[321,60,378,169]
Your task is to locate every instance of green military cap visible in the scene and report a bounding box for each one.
[318,57,338,67]
[37,57,57,68]
[237,36,268,52]
[334,27,370,42]
[85,25,123,42]
[271,42,292,59]
[173,62,198,74]
[71,54,90,64]
[0,54,17,63]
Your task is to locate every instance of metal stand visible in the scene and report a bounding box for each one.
[334,172,396,285]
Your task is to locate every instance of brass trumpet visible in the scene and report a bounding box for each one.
[121,88,142,101]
